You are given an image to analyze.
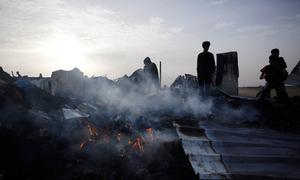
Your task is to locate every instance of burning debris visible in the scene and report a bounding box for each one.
[0,66,300,180]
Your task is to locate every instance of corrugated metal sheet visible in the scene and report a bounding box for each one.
[175,120,300,179]
[175,124,229,179]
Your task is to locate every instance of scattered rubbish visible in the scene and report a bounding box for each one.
[62,108,90,120]
[0,67,299,180]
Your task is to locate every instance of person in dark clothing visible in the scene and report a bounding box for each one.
[258,54,289,102]
[143,57,160,89]
[197,41,216,95]
[269,48,288,81]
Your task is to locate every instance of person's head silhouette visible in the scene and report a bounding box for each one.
[202,41,210,52]
[144,57,151,65]
[271,48,280,57]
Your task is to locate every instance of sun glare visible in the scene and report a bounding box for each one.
[43,35,88,69]
[39,34,112,77]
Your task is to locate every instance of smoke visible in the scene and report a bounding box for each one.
[1,68,261,179]
[48,68,260,143]
[216,103,260,124]
[85,76,214,121]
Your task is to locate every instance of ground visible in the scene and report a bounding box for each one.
[239,86,300,97]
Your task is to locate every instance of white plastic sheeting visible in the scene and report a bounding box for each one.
[62,108,89,120]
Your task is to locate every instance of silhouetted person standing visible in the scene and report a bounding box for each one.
[143,57,160,89]
[197,41,215,95]
[269,48,288,81]
[258,49,289,102]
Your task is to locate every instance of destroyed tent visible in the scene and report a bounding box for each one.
[128,68,145,84]
[30,68,117,102]
[0,67,199,180]
[1,66,300,180]
[15,78,66,111]
[170,74,199,95]
[115,69,145,92]
[29,77,52,93]
[51,68,88,98]
[29,67,156,102]
[285,60,300,86]
[170,74,229,98]
[116,68,161,94]
[0,79,23,108]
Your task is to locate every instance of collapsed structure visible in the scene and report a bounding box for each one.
[1,63,300,179]
[27,51,241,99]
[285,60,300,86]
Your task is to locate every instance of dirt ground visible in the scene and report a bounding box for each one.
[239,86,300,97]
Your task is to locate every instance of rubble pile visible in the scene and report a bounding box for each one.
[0,67,198,180]
[28,67,158,103]
[29,77,52,93]
[170,74,199,95]
[0,66,299,179]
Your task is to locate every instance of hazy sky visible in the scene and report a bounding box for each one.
[0,0,300,86]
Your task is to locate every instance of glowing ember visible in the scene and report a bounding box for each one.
[79,121,159,153]
[80,141,86,150]
[80,139,95,150]
[87,123,98,138]
[128,137,144,153]
[146,128,154,142]
[79,119,99,149]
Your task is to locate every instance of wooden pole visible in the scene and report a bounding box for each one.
[159,61,162,88]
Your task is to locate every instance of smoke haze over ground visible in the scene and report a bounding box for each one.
[1,65,300,179]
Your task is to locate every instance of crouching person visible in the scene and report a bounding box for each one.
[258,55,289,103]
